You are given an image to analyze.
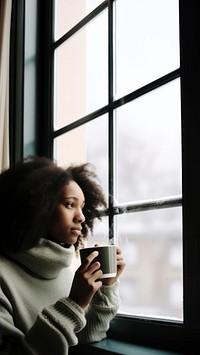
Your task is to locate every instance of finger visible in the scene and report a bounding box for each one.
[116,246,122,255]
[90,269,103,282]
[81,251,99,272]
[116,254,123,261]
[84,261,101,275]
[82,267,103,286]
[117,259,125,266]
[116,253,124,262]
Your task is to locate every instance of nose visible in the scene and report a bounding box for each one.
[74,208,85,223]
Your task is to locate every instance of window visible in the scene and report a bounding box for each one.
[20,0,200,351]
[52,0,182,321]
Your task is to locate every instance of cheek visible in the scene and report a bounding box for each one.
[48,215,69,238]
[53,208,71,227]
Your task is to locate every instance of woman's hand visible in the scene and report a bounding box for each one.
[69,251,103,308]
[101,246,125,286]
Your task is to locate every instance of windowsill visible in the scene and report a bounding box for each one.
[69,339,183,355]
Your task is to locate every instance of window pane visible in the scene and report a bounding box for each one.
[87,216,109,246]
[54,10,108,130]
[54,126,88,166]
[115,79,182,202]
[54,0,103,40]
[116,207,183,320]
[115,0,180,98]
[54,114,108,199]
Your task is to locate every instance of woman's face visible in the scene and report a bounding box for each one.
[48,180,85,246]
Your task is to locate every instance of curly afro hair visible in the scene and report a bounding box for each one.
[0,156,107,252]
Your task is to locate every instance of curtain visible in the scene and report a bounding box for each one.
[0,0,12,172]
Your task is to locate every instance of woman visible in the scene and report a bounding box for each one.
[0,156,125,354]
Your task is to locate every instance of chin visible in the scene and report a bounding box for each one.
[65,236,79,245]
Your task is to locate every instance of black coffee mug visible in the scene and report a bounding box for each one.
[80,245,117,278]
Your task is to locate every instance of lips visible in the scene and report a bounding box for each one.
[70,228,82,236]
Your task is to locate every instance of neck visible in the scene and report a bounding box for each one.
[46,235,71,248]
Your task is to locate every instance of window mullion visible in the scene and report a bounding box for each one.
[108,0,115,243]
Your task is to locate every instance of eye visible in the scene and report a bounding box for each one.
[65,201,75,209]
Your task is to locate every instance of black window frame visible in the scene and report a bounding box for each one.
[10,0,200,352]
[48,0,182,242]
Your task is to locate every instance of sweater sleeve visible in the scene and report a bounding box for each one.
[77,281,120,344]
[0,282,120,353]
[0,294,86,355]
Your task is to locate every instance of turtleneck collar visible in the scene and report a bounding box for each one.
[5,238,75,280]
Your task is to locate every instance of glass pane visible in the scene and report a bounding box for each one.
[54,114,108,200]
[115,79,182,203]
[54,10,108,129]
[24,0,37,156]
[116,207,183,320]
[87,216,109,246]
[115,0,180,98]
[54,0,104,40]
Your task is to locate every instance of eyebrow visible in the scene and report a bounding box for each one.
[64,196,78,200]
[63,196,85,206]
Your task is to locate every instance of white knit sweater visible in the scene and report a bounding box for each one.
[0,239,120,354]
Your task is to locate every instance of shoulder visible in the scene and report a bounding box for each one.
[0,252,12,269]
[0,253,20,281]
